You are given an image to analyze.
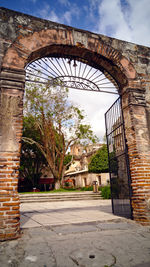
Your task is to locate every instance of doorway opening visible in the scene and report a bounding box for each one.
[21,55,132,219]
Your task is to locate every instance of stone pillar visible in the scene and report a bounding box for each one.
[122,87,150,225]
[0,67,25,241]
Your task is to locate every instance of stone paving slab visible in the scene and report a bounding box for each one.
[50,220,138,235]
[20,200,120,229]
[1,200,150,267]
[20,215,42,228]
[0,221,150,267]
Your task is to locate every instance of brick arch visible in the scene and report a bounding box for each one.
[2,27,137,89]
[26,44,128,90]
[0,8,150,241]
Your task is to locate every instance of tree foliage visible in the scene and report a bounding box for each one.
[88,144,109,173]
[19,115,46,191]
[23,79,98,189]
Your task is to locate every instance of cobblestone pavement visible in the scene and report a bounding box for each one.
[0,200,150,267]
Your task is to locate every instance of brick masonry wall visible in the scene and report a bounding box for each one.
[0,67,24,240]
[0,152,21,240]
[0,7,150,240]
[122,90,150,225]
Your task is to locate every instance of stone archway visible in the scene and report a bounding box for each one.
[0,7,150,241]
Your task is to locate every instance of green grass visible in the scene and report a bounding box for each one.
[19,186,111,197]
[19,186,102,194]
[80,186,93,191]
[19,188,81,194]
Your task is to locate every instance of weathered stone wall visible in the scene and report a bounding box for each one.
[0,7,150,240]
[65,172,109,188]
[0,68,25,240]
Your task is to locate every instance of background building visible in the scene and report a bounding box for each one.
[65,143,109,187]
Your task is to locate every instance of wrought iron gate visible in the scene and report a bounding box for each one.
[105,97,133,219]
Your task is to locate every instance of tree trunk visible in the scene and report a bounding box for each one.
[60,169,65,187]
[55,180,61,190]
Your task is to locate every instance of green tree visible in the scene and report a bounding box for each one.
[23,79,98,189]
[19,115,47,191]
[63,154,72,170]
[88,144,109,173]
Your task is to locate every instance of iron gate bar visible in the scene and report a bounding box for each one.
[88,68,99,80]
[36,61,55,77]
[78,61,82,78]
[41,58,59,77]
[26,70,51,81]
[25,57,119,94]
[62,58,70,77]
[74,60,77,77]
[121,99,133,219]
[69,61,73,77]
[105,96,133,219]
[25,80,118,94]
[27,65,54,78]
[82,62,88,78]
[47,58,63,76]
[84,66,93,79]
[55,58,66,76]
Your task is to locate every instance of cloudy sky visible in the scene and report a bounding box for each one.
[1,0,150,141]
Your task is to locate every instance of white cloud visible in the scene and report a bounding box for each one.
[36,4,60,22]
[35,2,80,25]
[63,11,72,24]
[62,4,80,24]
[58,0,70,6]
[95,0,150,47]
[126,0,150,46]
[98,0,132,41]
[68,89,118,141]
[47,10,60,23]
[62,10,72,24]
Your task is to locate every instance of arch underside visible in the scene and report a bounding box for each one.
[26,45,128,94]
[26,56,119,95]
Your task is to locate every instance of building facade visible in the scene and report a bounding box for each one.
[65,143,109,187]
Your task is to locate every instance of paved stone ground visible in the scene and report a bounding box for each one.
[0,200,150,267]
[20,199,120,228]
